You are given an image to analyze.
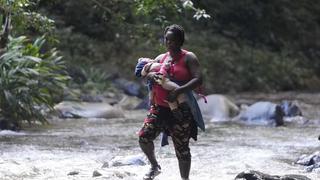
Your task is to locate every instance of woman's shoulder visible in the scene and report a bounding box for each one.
[184,51,198,62]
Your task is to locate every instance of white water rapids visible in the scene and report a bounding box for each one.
[0,92,320,180]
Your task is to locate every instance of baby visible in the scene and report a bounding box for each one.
[138,58,186,120]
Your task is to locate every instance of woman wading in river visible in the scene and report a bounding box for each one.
[136,24,204,180]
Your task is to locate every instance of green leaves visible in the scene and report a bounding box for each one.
[0,36,69,127]
[0,0,55,38]
[134,0,210,24]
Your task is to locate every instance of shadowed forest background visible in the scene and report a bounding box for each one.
[1,1,320,179]
[0,0,320,128]
[38,0,320,93]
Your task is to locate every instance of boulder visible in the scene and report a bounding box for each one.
[233,101,284,126]
[197,94,239,121]
[54,101,125,119]
[103,154,146,167]
[296,151,320,172]
[234,100,304,126]
[235,170,311,180]
[118,95,143,110]
[112,78,143,98]
[280,100,302,117]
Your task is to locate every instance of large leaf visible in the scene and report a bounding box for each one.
[0,36,70,127]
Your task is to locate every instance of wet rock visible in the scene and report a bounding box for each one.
[113,171,135,178]
[296,151,320,172]
[233,101,284,126]
[79,140,89,146]
[233,100,305,126]
[92,170,102,177]
[118,95,143,110]
[197,94,239,122]
[280,100,302,117]
[102,162,109,168]
[0,119,19,131]
[112,78,143,98]
[67,171,79,176]
[106,154,146,167]
[54,101,125,119]
[80,94,104,102]
[235,170,311,180]
[305,163,320,173]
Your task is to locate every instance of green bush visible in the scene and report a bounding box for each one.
[0,36,69,128]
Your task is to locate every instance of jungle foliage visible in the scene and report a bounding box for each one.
[3,0,320,93]
[38,0,320,93]
[0,36,69,128]
[0,0,319,128]
[0,0,69,128]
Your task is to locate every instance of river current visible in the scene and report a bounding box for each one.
[0,93,319,180]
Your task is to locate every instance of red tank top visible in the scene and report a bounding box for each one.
[153,49,191,107]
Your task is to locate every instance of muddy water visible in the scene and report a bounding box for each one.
[0,93,320,180]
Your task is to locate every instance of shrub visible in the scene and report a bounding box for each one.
[0,36,69,129]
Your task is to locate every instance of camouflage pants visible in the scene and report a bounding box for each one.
[138,103,196,161]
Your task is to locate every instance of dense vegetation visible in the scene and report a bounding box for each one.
[0,0,69,129]
[0,0,320,128]
[38,0,320,93]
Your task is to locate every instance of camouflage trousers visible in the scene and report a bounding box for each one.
[138,103,197,161]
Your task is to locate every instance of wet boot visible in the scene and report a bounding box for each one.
[143,164,161,180]
[139,141,161,179]
[179,160,191,180]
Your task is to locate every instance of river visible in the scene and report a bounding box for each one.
[0,92,319,180]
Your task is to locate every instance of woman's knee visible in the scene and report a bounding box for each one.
[138,126,159,143]
[139,136,153,144]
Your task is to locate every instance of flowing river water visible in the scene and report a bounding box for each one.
[0,92,320,180]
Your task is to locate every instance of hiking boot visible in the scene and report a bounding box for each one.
[143,165,161,180]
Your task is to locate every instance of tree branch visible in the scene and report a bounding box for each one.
[89,0,112,13]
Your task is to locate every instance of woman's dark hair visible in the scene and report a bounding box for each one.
[164,24,185,46]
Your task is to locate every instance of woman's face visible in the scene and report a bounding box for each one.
[164,30,181,51]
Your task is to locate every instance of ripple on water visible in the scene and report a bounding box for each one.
[0,107,319,179]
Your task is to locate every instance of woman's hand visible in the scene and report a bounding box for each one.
[146,72,162,81]
[167,87,183,102]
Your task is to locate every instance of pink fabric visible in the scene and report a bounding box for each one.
[168,50,190,81]
[154,50,191,107]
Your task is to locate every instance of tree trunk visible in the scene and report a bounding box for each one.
[0,11,11,54]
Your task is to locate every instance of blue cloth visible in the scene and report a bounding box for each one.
[160,132,169,146]
[135,60,148,77]
[185,91,205,131]
[173,80,205,132]
[134,59,153,93]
